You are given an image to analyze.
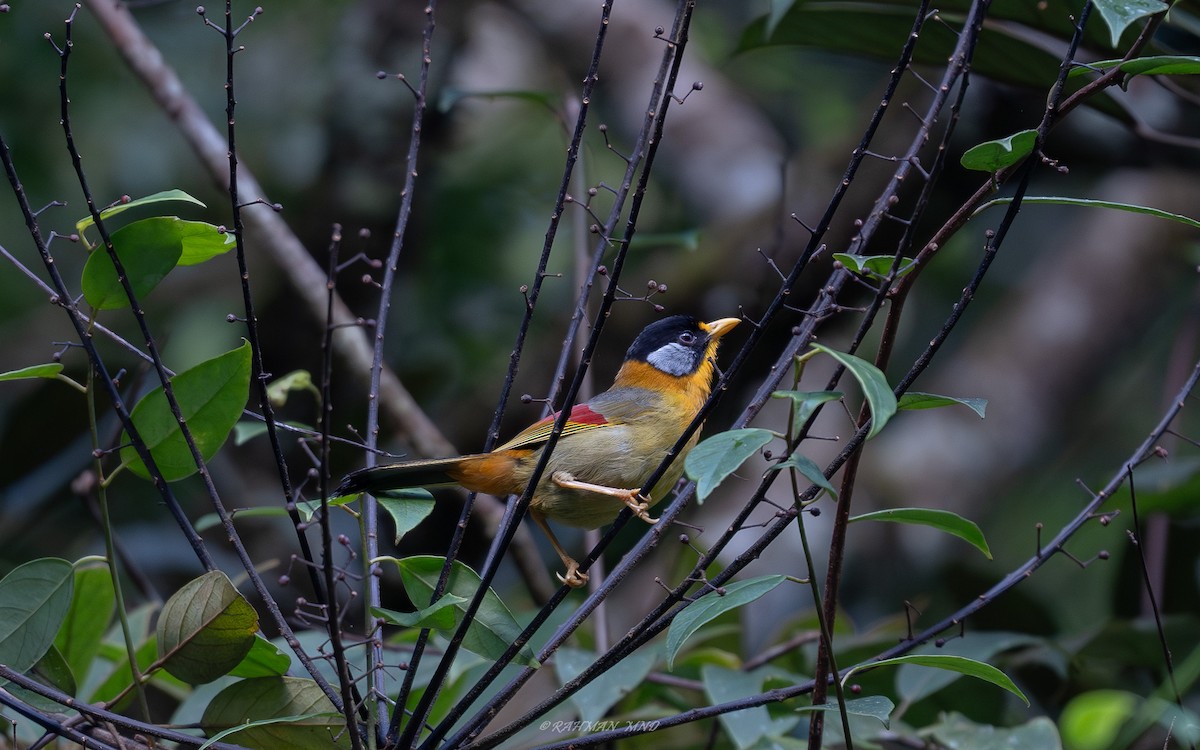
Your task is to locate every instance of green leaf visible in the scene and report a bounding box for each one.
[702,665,800,748]
[1069,55,1200,79]
[850,507,991,558]
[666,575,787,670]
[973,195,1200,230]
[685,428,775,502]
[0,558,74,679]
[81,219,184,310]
[174,220,235,265]
[229,635,293,678]
[200,676,350,749]
[767,453,837,499]
[1058,690,1138,750]
[377,489,436,543]
[809,344,896,438]
[389,555,539,666]
[54,562,115,683]
[157,571,259,685]
[76,189,205,241]
[7,645,77,713]
[1093,0,1167,46]
[0,363,64,381]
[895,632,1040,704]
[898,391,987,418]
[556,645,660,724]
[372,596,468,631]
[960,129,1037,173]
[844,654,1028,705]
[267,370,316,408]
[770,390,842,438]
[120,341,252,481]
[928,713,1063,750]
[832,253,915,279]
[795,695,895,728]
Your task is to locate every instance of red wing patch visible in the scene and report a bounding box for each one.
[494,403,612,452]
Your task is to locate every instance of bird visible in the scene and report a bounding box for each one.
[337,314,740,587]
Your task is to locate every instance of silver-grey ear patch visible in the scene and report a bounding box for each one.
[646,342,697,376]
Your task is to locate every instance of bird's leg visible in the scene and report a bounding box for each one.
[551,471,657,524]
[531,509,588,588]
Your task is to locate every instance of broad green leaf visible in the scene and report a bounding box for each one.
[0,558,74,679]
[0,363,63,381]
[927,713,1062,750]
[201,676,350,749]
[973,195,1200,230]
[666,575,787,669]
[377,489,437,543]
[1069,55,1200,79]
[229,636,292,678]
[7,645,77,713]
[120,341,252,481]
[809,344,896,438]
[389,555,539,666]
[770,390,842,438]
[795,695,895,728]
[832,253,915,279]
[1059,690,1138,750]
[54,562,115,682]
[157,571,259,685]
[960,130,1037,173]
[76,189,205,241]
[1093,0,1167,46]
[173,220,235,265]
[850,507,991,559]
[768,453,837,499]
[685,428,775,502]
[556,645,660,724]
[702,665,800,748]
[81,219,184,310]
[898,391,987,418]
[844,654,1028,705]
[895,632,1039,703]
[372,596,468,631]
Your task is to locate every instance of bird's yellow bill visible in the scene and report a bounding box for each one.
[703,317,740,339]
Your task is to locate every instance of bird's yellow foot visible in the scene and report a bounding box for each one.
[556,563,589,588]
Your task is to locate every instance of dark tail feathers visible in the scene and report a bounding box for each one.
[335,456,466,497]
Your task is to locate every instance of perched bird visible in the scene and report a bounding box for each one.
[337,314,740,587]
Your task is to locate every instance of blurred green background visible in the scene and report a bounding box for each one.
[2,0,1200,744]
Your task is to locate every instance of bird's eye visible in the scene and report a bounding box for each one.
[678,332,696,345]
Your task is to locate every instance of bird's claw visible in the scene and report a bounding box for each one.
[624,493,658,525]
[556,564,589,588]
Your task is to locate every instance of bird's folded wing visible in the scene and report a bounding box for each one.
[494,403,613,452]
